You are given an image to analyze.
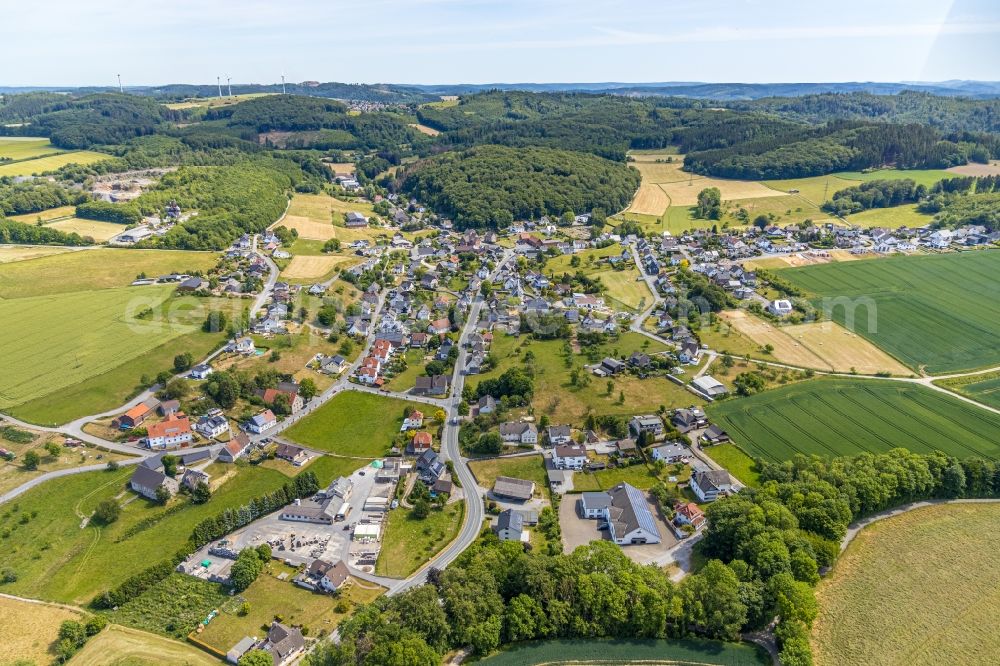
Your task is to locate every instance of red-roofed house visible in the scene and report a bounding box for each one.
[408,431,432,455]
[401,410,424,431]
[146,413,193,449]
[674,502,706,529]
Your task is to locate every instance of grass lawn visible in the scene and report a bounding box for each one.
[844,203,935,229]
[383,349,431,392]
[0,464,294,605]
[571,460,689,492]
[935,371,1000,410]
[44,217,126,242]
[812,503,1000,666]
[293,454,372,485]
[776,250,1000,373]
[707,377,1000,463]
[104,573,228,640]
[0,150,110,176]
[0,248,218,299]
[469,455,549,498]
[473,333,692,425]
[283,391,431,457]
[481,638,768,665]
[376,502,464,578]
[702,444,762,487]
[590,267,652,312]
[69,624,219,666]
[0,594,83,666]
[199,563,382,650]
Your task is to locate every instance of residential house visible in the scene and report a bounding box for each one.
[579,491,612,518]
[245,409,277,434]
[674,502,706,529]
[552,444,587,470]
[146,413,193,449]
[344,211,368,228]
[401,410,424,431]
[474,395,497,415]
[427,318,450,335]
[218,433,252,463]
[629,414,664,438]
[768,299,794,317]
[158,400,181,416]
[494,509,525,542]
[651,442,690,463]
[413,374,450,396]
[417,449,445,483]
[181,468,210,492]
[295,559,351,593]
[276,443,309,466]
[546,425,573,446]
[407,431,433,455]
[701,424,730,444]
[499,421,538,446]
[261,622,305,666]
[691,469,736,502]
[257,386,305,414]
[195,414,230,439]
[672,407,707,433]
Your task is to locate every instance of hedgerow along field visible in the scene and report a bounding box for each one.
[707,378,1000,463]
[812,503,1000,665]
[776,250,1000,374]
[480,637,768,665]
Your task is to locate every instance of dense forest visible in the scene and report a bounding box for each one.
[822,179,926,216]
[309,448,1000,666]
[399,145,640,228]
[0,178,86,216]
[0,218,90,245]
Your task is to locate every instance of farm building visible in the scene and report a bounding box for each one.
[129,465,178,501]
[492,475,536,501]
[692,375,729,398]
[145,413,193,449]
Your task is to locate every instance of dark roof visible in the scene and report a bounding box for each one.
[607,482,661,541]
[493,476,534,500]
[130,465,167,489]
[496,508,523,532]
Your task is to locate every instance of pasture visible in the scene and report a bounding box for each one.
[0,150,109,177]
[46,217,125,242]
[812,503,1000,666]
[163,93,274,110]
[287,193,375,221]
[8,204,78,223]
[326,161,356,175]
[0,136,66,161]
[0,594,83,666]
[0,247,218,298]
[278,214,337,240]
[776,250,1000,373]
[590,267,653,311]
[763,175,862,204]
[707,378,1000,463]
[0,464,293,605]
[833,168,955,187]
[659,176,783,207]
[719,310,912,375]
[283,391,430,457]
[409,122,441,136]
[845,203,934,229]
[69,624,219,666]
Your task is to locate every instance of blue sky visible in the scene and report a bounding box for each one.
[1,0,998,86]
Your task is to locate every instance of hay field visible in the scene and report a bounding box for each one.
[0,286,188,409]
[163,93,274,110]
[278,214,337,240]
[946,160,1000,177]
[0,150,109,177]
[46,218,124,241]
[742,249,864,270]
[409,122,441,136]
[591,267,653,312]
[326,161,356,175]
[626,182,671,215]
[281,254,354,279]
[8,205,77,223]
[763,175,862,203]
[0,595,82,665]
[70,625,219,665]
[720,310,911,375]
[0,244,77,264]
[812,503,1000,666]
[833,168,954,188]
[0,136,66,161]
[846,204,935,230]
[286,193,375,221]
[660,177,785,206]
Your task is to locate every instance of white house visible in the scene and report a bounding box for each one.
[189,364,213,380]
[690,469,736,502]
[768,299,793,317]
[195,414,229,439]
[651,442,690,464]
[245,409,277,434]
[552,444,587,470]
[499,421,538,445]
[606,483,662,545]
[145,413,193,449]
[401,410,424,431]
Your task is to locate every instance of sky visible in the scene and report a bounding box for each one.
[1,0,998,87]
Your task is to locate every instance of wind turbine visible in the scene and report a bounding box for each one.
[117,74,123,93]
[217,76,223,98]
[281,73,286,95]
[227,76,232,96]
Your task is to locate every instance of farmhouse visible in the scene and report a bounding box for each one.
[257,386,305,414]
[546,425,573,445]
[129,465,178,501]
[499,421,538,445]
[413,374,450,396]
[690,469,736,502]
[552,444,587,470]
[345,211,368,227]
[606,483,662,545]
[492,475,535,501]
[145,413,193,449]
[181,468,210,492]
[295,559,351,593]
[112,401,154,430]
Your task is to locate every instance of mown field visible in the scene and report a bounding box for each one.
[707,378,1000,463]
[376,501,464,578]
[283,391,430,457]
[469,454,548,498]
[702,444,762,487]
[481,638,768,665]
[0,464,293,605]
[812,503,1000,666]
[0,244,77,264]
[0,594,83,665]
[69,624,218,666]
[45,217,125,242]
[844,203,935,229]
[0,136,68,161]
[777,250,1000,373]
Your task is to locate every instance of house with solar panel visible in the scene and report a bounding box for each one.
[580,482,662,546]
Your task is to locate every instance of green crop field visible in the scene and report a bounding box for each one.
[0,137,67,161]
[935,371,1000,410]
[843,203,935,229]
[707,378,1000,463]
[0,149,110,176]
[833,168,955,188]
[812,503,1000,665]
[481,638,768,665]
[763,175,862,204]
[776,250,1000,373]
[283,391,430,457]
[0,465,293,605]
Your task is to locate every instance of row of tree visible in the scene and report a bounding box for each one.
[821,178,926,216]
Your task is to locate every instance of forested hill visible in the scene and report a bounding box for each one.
[399,145,640,228]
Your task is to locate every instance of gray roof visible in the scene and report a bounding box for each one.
[493,475,535,500]
[607,482,661,541]
[694,469,733,493]
[130,465,168,489]
[496,508,524,532]
[547,425,572,439]
[581,491,612,511]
